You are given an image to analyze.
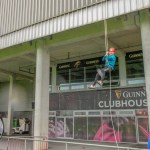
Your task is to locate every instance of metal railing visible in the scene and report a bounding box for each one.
[56,80,120,92]
[1,136,147,150]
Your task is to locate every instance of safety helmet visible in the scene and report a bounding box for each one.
[109,47,116,53]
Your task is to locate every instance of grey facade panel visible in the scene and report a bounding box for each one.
[0,0,105,36]
[0,0,150,49]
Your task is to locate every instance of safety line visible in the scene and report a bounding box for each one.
[103,3,119,147]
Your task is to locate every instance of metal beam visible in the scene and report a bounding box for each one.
[0,68,34,81]
[19,55,36,63]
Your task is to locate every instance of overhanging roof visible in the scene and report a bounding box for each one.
[0,24,142,82]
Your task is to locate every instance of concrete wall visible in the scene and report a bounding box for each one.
[0,0,103,36]
[1,0,149,49]
[0,79,34,112]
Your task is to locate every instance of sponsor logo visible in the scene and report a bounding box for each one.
[98,99,147,108]
[85,59,99,65]
[115,90,122,99]
[115,90,146,99]
[58,64,70,69]
[128,53,143,59]
[74,61,81,68]
[98,89,147,109]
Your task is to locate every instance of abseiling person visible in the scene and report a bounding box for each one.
[89,48,116,89]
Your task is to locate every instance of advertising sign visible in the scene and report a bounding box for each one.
[49,87,147,110]
[49,87,148,143]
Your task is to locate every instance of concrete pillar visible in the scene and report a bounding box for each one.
[51,65,57,92]
[117,51,127,86]
[34,40,50,143]
[140,10,150,129]
[7,75,13,135]
[31,77,35,136]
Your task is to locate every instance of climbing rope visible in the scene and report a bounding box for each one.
[109,71,120,149]
[104,19,109,52]
[104,18,120,150]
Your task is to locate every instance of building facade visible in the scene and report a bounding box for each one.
[0,0,150,145]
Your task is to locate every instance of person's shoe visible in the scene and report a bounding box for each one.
[88,85,96,89]
[97,80,103,86]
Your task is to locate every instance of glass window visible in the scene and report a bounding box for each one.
[56,111,73,116]
[126,51,144,79]
[48,117,56,138]
[88,111,100,116]
[88,117,101,140]
[126,60,144,78]
[119,117,136,143]
[137,118,149,142]
[74,117,87,140]
[101,69,119,87]
[102,117,119,142]
[49,111,56,116]
[57,70,69,85]
[56,56,119,88]
[74,111,86,116]
[103,111,116,115]
[86,61,119,86]
[70,68,84,83]
[66,118,73,138]
[111,64,119,80]
[86,66,97,82]
[100,57,119,81]
[55,118,65,138]
[136,109,148,116]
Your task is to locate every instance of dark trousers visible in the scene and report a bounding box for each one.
[93,67,111,86]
